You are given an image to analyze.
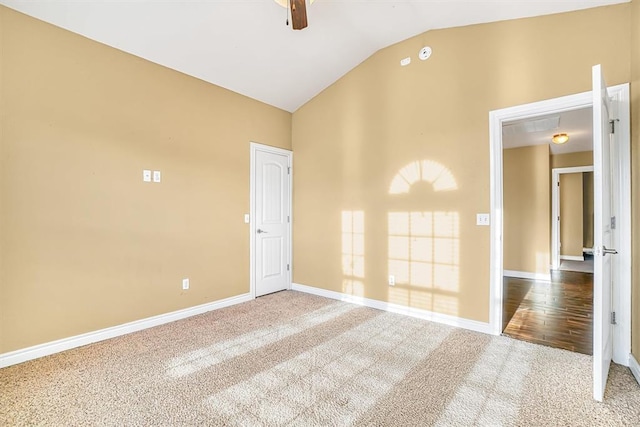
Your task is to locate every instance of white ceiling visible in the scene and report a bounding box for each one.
[502,107,593,155]
[0,0,628,112]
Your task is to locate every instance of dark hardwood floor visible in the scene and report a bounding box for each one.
[502,270,593,355]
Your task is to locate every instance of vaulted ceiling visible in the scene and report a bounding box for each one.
[0,0,628,112]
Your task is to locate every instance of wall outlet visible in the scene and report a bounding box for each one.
[182,278,189,290]
[476,213,490,226]
[388,275,395,286]
[153,170,161,183]
[143,170,152,182]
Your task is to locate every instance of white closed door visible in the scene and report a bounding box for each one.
[592,64,616,402]
[254,148,291,297]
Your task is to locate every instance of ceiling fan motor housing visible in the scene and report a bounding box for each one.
[290,0,308,30]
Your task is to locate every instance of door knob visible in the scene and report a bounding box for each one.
[257,229,268,234]
[602,246,618,255]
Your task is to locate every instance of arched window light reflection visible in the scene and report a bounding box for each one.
[388,160,459,315]
[389,160,458,194]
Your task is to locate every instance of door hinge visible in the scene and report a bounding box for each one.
[287,264,290,271]
[610,119,619,134]
[287,215,290,223]
[287,167,291,175]
[611,311,617,325]
[611,216,616,230]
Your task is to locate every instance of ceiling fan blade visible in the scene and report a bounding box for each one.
[290,0,308,30]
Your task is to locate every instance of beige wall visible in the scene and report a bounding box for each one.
[0,5,4,355]
[583,172,594,249]
[551,151,593,169]
[0,7,292,353]
[631,0,640,360]
[503,145,550,274]
[292,5,631,323]
[560,173,584,258]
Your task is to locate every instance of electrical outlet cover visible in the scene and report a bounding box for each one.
[476,213,490,226]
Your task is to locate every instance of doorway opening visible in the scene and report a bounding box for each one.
[500,107,595,354]
[488,80,631,400]
[552,165,595,273]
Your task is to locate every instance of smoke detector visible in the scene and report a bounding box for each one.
[418,46,432,61]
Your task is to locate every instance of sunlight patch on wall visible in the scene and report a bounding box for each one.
[342,211,365,296]
[343,279,364,297]
[536,252,550,275]
[389,160,458,194]
[388,211,460,315]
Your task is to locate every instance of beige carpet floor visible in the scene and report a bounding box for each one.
[1,290,639,426]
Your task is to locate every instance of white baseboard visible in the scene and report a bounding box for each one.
[503,270,551,282]
[0,293,253,369]
[291,283,493,335]
[560,255,585,261]
[629,354,640,386]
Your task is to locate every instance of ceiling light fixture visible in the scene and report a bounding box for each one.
[552,133,569,144]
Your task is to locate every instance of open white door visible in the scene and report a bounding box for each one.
[251,144,292,297]
[592,64,616,402]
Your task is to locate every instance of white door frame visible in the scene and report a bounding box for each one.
[488,84,631,366]
[551,165,594,270]
[249,142,293,298]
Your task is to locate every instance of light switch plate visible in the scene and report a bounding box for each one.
[153,170,161,183]
[182,278,189,290]
[476,213,490,226]
[244,214,250,224]
[143,170,151,182]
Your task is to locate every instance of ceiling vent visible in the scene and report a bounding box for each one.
[502,115,560,136]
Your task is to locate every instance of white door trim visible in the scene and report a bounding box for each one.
[249,142,293,299]
[488,84,631,366]
[609,84,631,365]
[551,165,594,270]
